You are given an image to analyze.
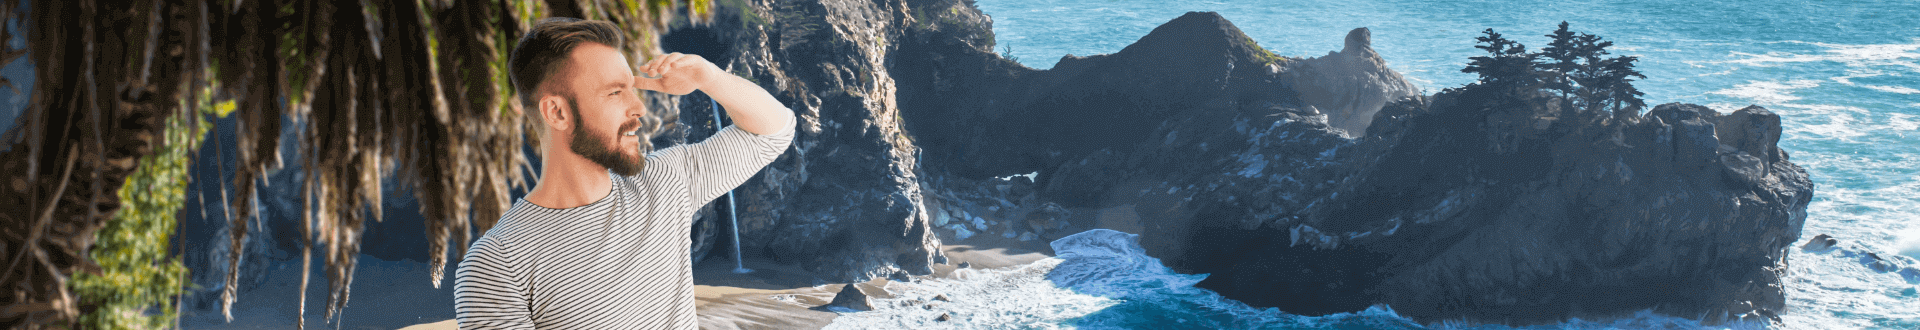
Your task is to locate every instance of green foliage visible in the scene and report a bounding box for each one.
[1000,41,1019,63]
[711,0,765,30]
[1539,22,1580,99]
[1597,55,1648,117]
[1461,28,1542,94]
[1243,35,1286,66]
[70,85,226,330]
[1461,24,1647,117]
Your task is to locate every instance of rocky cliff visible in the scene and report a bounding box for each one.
[660,0,947,281]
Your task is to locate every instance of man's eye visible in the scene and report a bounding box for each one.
[610,90,622,96]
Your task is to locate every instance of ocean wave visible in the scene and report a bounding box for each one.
[1708,80,1823,104]
[1862,85,1920,95]
[1784,235,1920,329]
[1719,39,1920,70]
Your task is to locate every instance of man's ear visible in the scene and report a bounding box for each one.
[539,94,570,132]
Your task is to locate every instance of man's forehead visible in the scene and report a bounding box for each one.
[561,43,631,91]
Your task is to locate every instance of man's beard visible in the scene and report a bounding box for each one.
[568,99,646,176]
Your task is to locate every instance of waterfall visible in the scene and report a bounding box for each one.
[713,97,753,274]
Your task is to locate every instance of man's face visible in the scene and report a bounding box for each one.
[556,43,647,176]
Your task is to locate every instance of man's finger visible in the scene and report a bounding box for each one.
[661,53,684,74]
[644,54,668,77]
[634,74,663,91]
[644,57,664,79]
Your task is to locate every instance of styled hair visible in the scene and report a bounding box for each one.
[508,17,625,122]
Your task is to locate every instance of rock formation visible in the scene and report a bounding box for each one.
[823,283,875,312]
[1147,88,1812,323]
[1286,27,1421,135]
[660,0,951,281]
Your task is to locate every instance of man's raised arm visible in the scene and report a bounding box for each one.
[634,53,793,135]
[633,53,794,205]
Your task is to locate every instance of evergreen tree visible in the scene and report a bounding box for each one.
[1568,32,1615,112]
[1600,55,1648,118]
[1461,24,1646,119]
[1539,22,1580,100]
[1462,28,1540,94]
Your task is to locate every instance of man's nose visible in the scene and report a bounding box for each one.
[627,91,646,118]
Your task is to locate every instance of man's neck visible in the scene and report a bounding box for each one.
[524,148,613,210]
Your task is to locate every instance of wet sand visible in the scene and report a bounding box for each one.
[691,240,1053,330]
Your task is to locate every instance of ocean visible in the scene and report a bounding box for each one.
[821,0,1920,329]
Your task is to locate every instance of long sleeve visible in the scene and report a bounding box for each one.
[645,112,794,207]
[454,236,535,330]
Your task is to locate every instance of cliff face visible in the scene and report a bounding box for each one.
[663,0,945,281]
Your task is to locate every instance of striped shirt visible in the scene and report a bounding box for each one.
[454,119,793,330]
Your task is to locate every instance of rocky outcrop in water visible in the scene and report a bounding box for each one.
[1143,87,1812,324]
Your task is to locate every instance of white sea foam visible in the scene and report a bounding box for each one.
[1709,80,1823,104]
[1826,69,1884,85]
[1785,109,1869,142]
[1862,85,1920,95]
[1784,240,1920,330]
[1721,39,1920,71]
[1900,227,1920,260]
[823,257,1115,329]
[1887,113,1919,132]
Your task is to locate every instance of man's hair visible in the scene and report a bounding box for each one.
[508,17,625,123]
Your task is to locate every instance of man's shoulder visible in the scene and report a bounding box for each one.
[468,201,545,255]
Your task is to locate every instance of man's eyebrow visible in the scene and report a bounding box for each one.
[602,80,628,91]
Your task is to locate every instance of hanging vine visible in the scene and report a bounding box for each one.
[0,0,712,328]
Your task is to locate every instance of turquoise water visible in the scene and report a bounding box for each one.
[823,1,1920,329]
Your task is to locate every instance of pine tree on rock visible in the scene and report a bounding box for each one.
[1539,22,1581,101]
[1569,32,1615,113]
[1462,28,1542,97]
[1600,55,1648,119]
